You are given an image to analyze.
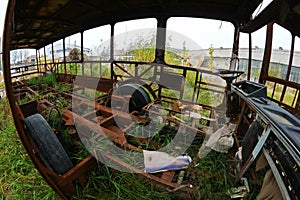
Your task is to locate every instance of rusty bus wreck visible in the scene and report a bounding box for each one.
[2,0,300,199]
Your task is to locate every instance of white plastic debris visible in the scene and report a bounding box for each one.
[207,124,234,153]
[198,124,234,157]
[143,150,191,173]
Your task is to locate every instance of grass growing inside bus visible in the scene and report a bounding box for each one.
[0,97,264,199]
[26,73,57,87]
[73,165,175,200]
[1,76,263,199]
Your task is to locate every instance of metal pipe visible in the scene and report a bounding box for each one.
[110,23,115,80]
[247,33,252,80]
[44,46,47,72]
[81,31,84,75]
[63,38,66,74]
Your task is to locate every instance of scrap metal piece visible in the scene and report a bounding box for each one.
[227,177,250,199]
[167,184,193,192]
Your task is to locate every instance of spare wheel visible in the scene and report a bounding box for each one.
[24,114,73,175]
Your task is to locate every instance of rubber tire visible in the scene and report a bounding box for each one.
[24,114,73,175]
[118,79,157,99]
[114,83,151,112]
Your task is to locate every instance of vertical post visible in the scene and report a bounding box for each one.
[36,49,39,73]
[247,33,252,80]
[135,63,138,78]
[44,46,47,73]
[280,35,295,102]
[192,71,199,103]
[155,17,167,99]
[110,23,115,80]
[196,73,202,103]
[285,35,295,81]
[110,24,114,61]
[259,23,273,84]
[51,43,55,72]
[230,24,240,70]
[180,69,186,100]
[63,38,67,74]
[81,31,84,75]
[155,17,167,65]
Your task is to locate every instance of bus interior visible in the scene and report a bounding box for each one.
[2,0,300,199]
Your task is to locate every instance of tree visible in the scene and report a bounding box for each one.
[10,50,19,64]
[18,50,29,64]
[10,49,29,65]
[67,48,80,61]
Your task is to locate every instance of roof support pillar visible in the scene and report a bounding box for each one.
[155,17,168,64]
[259,23,273,84]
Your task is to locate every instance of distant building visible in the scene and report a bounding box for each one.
[25,55,36,64]
[46,43,91,61]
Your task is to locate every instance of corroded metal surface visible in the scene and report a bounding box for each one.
[12,82,210,198]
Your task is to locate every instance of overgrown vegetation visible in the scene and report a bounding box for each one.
[26,73,57,88]
[1,76,265,200]
[0,98,58,200]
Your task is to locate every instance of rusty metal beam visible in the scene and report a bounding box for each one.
[259,23,273,84]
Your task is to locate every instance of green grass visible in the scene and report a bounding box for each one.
[26,73,57,88]
[0,98,58,200]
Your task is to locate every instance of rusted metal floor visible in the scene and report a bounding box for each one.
[13,80,220,198]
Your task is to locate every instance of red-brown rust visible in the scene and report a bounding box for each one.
[57,155,98,191]
[71,111,128,146]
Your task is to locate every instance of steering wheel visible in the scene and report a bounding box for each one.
[218,69,244,84]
